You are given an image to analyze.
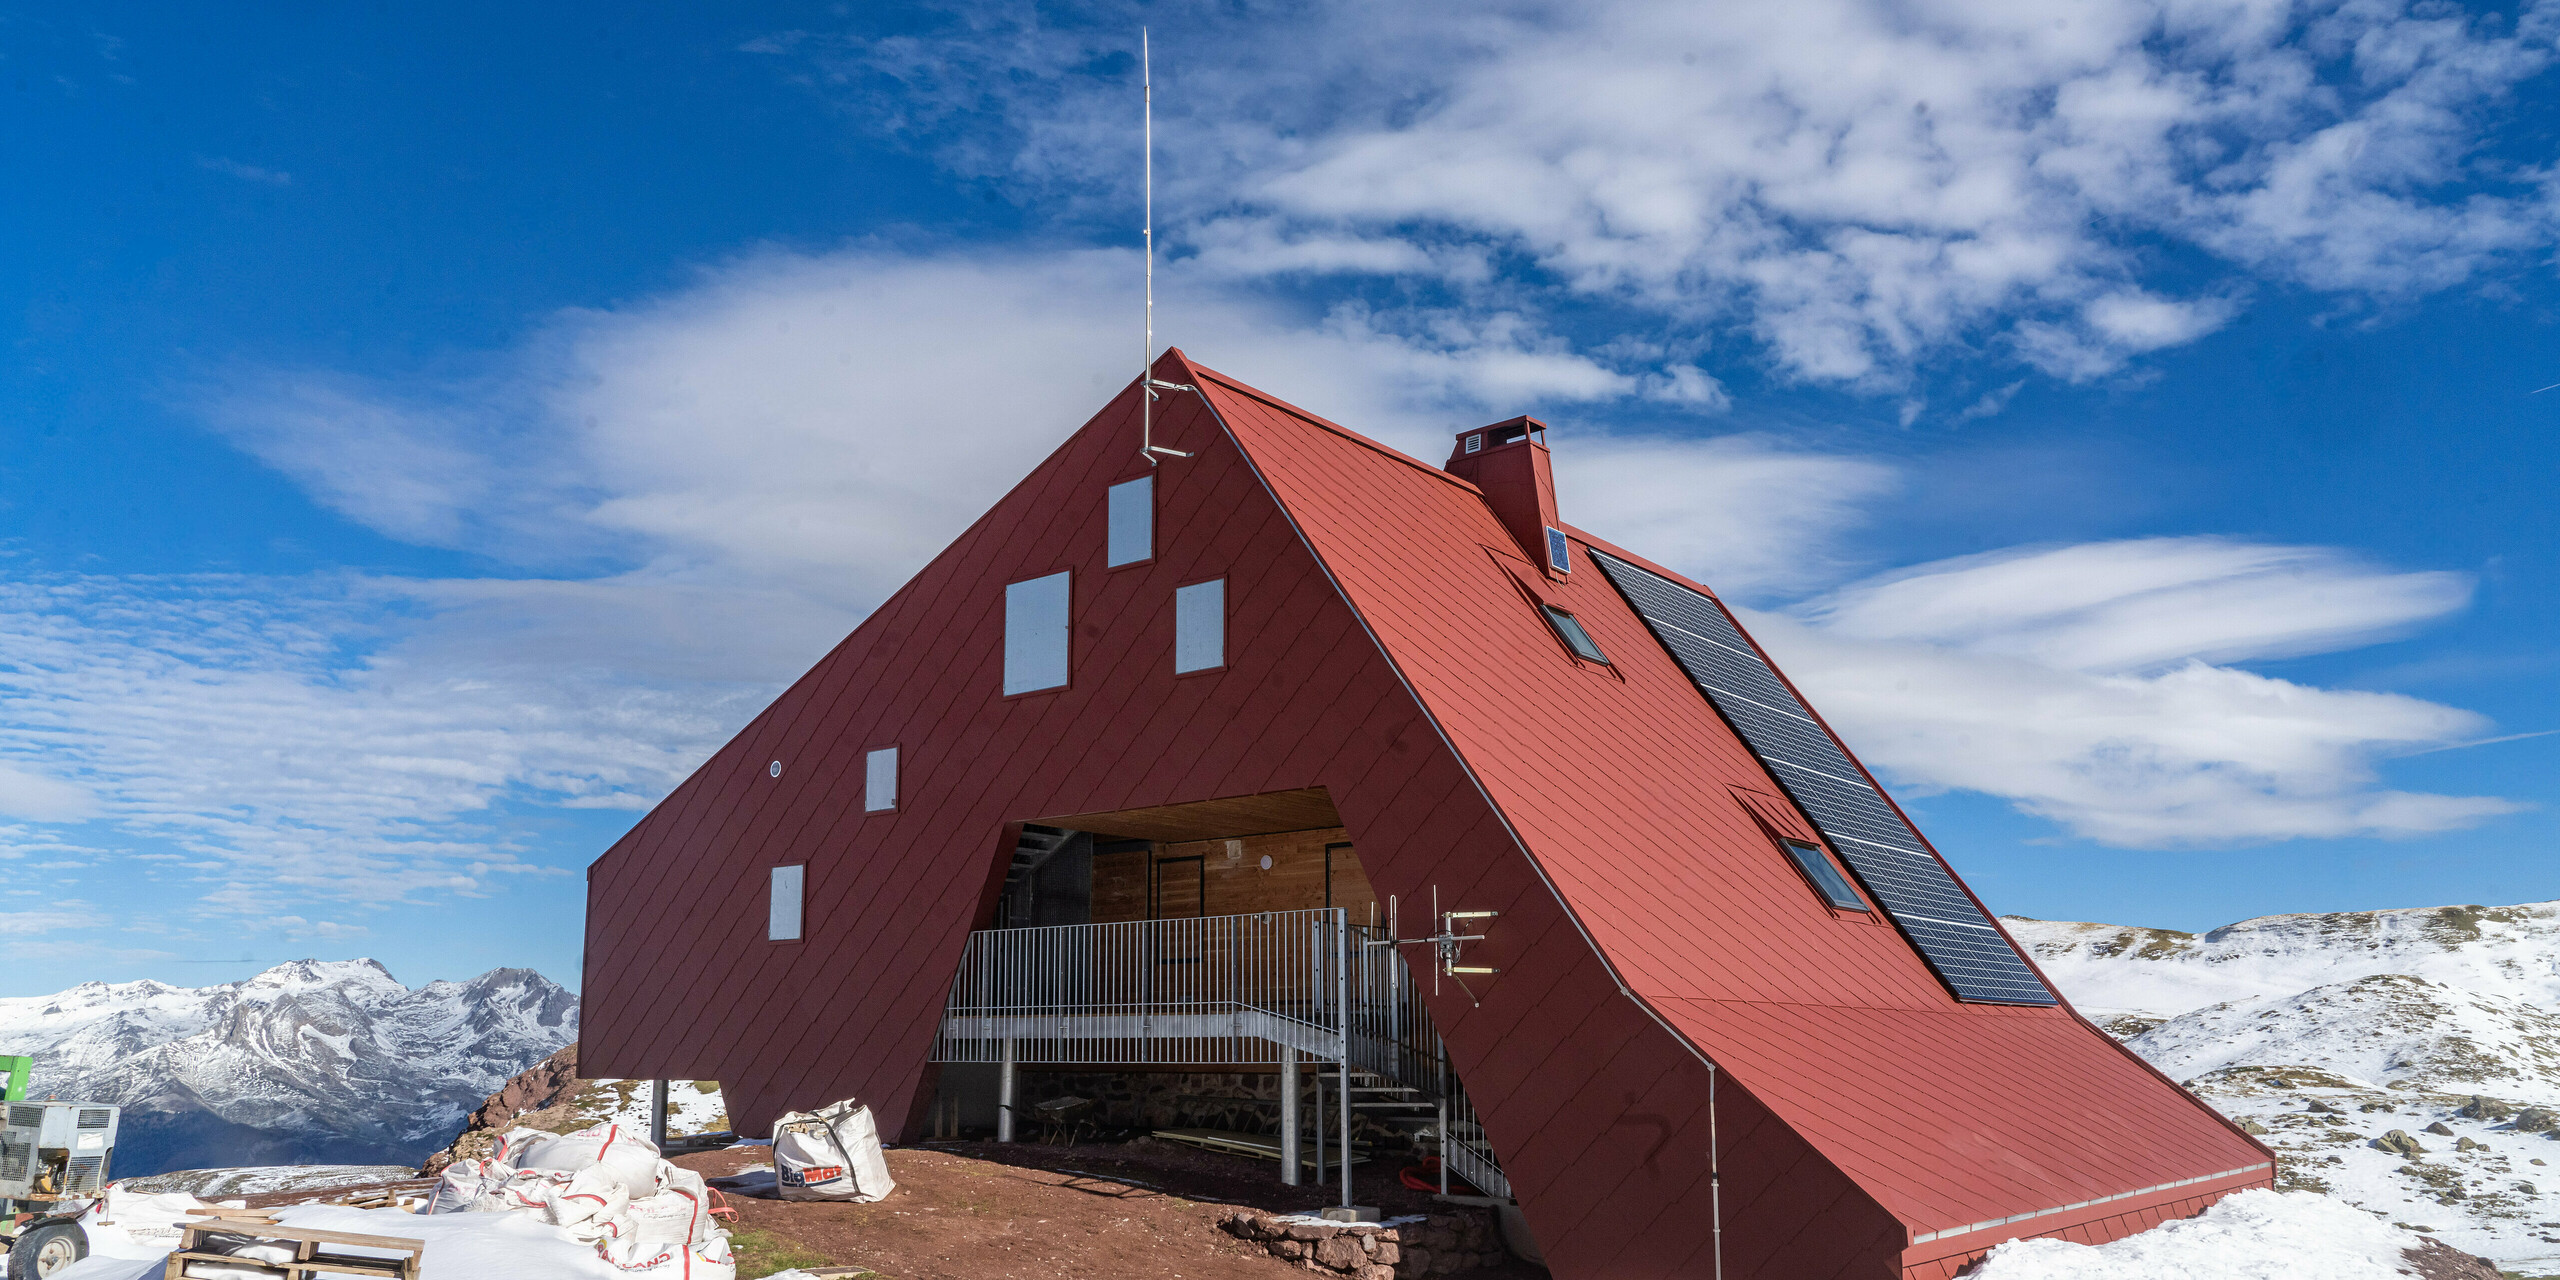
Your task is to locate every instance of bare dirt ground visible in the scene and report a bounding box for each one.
[675,1138,1550,1280]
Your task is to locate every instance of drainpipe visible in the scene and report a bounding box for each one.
[1279,1042,1300,1186]
[997,1038,1017,1143]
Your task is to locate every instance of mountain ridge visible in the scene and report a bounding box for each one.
[0,959,577,1175]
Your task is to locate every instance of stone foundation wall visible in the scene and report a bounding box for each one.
[1025,1070,1412,1147]
[1219,1208,1508,1278]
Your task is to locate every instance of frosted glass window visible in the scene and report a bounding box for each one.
[865,747,897,812]
[769,865,805,940]
[1175,578,1225,673]
[1108,476,1153,567]
[1004,572,1071,694]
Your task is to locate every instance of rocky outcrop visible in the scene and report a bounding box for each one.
[423,1044,584,1175]
[1218,1207,1509,1278]
[2400,1237,2506,1280]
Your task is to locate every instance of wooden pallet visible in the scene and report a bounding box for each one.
[161,1212,424,1280]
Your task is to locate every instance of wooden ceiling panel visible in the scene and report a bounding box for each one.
[1037,786,1341,842]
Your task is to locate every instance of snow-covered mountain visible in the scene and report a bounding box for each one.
[0,959,576,1176]
[2007,901,2560,1272]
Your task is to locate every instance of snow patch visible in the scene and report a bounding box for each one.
[1966,1190,2415,1279]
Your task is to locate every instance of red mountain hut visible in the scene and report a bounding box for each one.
[582,351,2274,1278]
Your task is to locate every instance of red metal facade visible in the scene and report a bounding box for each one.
[585,351,2270,1278]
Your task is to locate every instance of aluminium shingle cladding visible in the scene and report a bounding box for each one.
[1188,356,2268,1260]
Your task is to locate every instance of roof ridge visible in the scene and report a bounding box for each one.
[1165,350,1485,496]
[1560,523,1724,601]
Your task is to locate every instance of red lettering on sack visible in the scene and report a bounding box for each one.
[782,1165,845,1186]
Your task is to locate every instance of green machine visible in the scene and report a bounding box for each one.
[0,1055,118,1279]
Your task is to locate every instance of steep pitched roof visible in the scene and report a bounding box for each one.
[1169,349,2268,1241]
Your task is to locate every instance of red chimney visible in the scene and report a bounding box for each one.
[1446,416,1569,575]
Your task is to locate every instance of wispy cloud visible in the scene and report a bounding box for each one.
[776,0,2560,386]
[0,230,2515,940]
[1747,539,2511,846]
[196,156,291,186]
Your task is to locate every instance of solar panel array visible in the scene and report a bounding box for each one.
[1588,549,2056,1006]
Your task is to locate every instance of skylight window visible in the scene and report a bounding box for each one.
[1107,476,1152,567]
[1782,841,1869,912]
[1542,605,1607,664]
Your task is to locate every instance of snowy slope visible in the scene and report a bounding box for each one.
[0,960,576,1176]
[2008,901,2560,1028]
[2007,901,2560,1273]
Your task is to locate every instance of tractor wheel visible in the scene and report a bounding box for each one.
[5,1222,85,1279]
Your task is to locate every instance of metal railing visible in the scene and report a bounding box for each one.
[931,906,1509,1199]
[933,908,1348,1065]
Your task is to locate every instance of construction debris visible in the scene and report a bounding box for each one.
[426,1122,735,1278]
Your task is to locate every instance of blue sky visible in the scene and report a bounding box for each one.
[3,0,2555,996]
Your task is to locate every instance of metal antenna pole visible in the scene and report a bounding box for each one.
[1141,26,1153,465]
[1136,28,1193,465]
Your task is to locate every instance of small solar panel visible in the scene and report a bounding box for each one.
[1588,549,2055,1006]
[1545,527,1571,573]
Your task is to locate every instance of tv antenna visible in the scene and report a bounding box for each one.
[1373,887,1500,1007]
[1138,27,1195,465]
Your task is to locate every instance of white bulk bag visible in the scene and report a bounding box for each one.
[595,1232,738,1280]
[772,1097,895,1203]
[471,1166,634,1242]
[487,1127,556,1165]
[513,1122,665,1199]
[626,1168,717,1246]
[424,1157,508,1214]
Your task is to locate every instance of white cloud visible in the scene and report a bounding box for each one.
[1802,538,2475,671]
[1746,538,2513,845]
[0,235,2509,928]
[795,0,2560,385]
[1557,435,1897,596]
[13,246,1781,912]
[0,764,95,823]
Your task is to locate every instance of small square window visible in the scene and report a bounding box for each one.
[1004,572,1071,694]
[1542,605,1607,664]
[1175,578,1225,673]
[1782,841,1869,912]
[769,864,805,940]
[1108,476,1153,567]
[865,747,898,812]
[1545,527,1571,573]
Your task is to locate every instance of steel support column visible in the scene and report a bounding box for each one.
[997,1038,1017,1143]
[1279,1042,1300,1186]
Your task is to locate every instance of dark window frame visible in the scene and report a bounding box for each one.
[1782,840,1871,913]
[1541,604,1609,664]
